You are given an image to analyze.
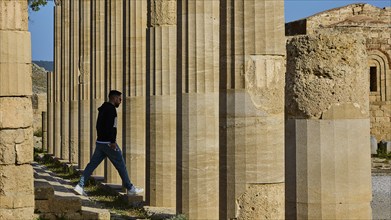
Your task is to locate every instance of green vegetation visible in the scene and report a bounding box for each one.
[34,129,43,137]
[376,142,391,160]
[28,0,50,12]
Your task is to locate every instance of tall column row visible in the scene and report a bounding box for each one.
[48,1,286,219]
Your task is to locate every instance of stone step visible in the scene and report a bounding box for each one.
[33,162,110,220]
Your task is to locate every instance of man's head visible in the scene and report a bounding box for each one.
[108,90,122,108]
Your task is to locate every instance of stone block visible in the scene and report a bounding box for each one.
[322,103,367,119]
[296,202,371,220]
[127,194,144,204]
[81,206,110,220]
[0,207,34,220]
[150,0,176,26]
[285,119,372,219]
[371,136,378,155]
[34,180,54,200]
[49,196,82,213]
[0,165,34,209]
[35,200,50,213]
[0,31,31,63]
[0,63,32,96]
[0,0,28,31]
[0,97,33,129]
[236,183,284,220]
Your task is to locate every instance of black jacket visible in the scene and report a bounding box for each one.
[96,102,117,143]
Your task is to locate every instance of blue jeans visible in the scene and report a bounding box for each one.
[78,142,133,190]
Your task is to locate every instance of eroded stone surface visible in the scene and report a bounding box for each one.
[286,32,369,119]
[236,183,284,220]
[149,0,176,27]
[0,97,33,129]
[0,164,34,209]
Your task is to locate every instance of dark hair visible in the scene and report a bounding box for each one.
[108,90,122,98]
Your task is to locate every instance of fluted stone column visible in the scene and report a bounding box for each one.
[47,71,54,154]
[219,1,285,219]
[54,2,61,158]
[42,112,48,151]
[104,0,123,184]
[285,32,372,219]
[147,0,176,207]
[60,0,70,161]
[69,0,79,164]
[78,0,91,170]
[123,0,147,197]
[0,0,34,218]
[177,1,219,218]
[90,0,105,176]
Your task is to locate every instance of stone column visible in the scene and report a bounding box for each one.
[0,0,34,218]
[219,1,285,219]
[54,3,61,158]
[104,0,123,184]
[123,0,147,196]
[69,0,79,164]
[177,1,219,218]
[42,111,48,151]
[146,0,176,207]
[78,0,91,170]
[60,0,70,161]
[285,32,372,219]
[47,71,54,154]
[90,0,105,176]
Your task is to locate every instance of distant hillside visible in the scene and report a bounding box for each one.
[33,60,53,72]
[32,63,47,94]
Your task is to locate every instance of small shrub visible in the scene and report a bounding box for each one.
[34,129,43,137]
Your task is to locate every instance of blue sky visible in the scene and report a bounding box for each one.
[29,0,391,61]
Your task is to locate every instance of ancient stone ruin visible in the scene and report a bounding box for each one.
[0,0,35,219]
[286,3,391,141]
[1,1,389,219]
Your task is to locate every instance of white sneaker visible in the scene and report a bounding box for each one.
[127,185,144,196]
[74,184,87,196]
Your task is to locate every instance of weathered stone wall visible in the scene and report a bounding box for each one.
[370,101,391,140]
[286,3,391,141]
[0,1,34,218]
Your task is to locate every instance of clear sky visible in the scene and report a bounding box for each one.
[28,0,391,61]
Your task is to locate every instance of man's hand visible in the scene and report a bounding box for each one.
[109,143,118,151]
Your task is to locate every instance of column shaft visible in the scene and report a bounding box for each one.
[285,32,371,219]
[177,1,220,218]
[219,0,285,219]
[47,71,54,154]
[90,0,105,176]
[123,0,147,195]
[0,0,34,218]
[104,0,123,184]
[69,0,79,164]
[54,4,62,158]
[147,0,177,207]
[78,0,91,170]
[60,0,70,161]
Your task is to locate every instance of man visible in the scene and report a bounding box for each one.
[74,90,143,196]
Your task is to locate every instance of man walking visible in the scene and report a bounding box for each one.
[74,90,143,196]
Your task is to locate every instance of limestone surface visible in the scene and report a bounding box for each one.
[286,32,369,119]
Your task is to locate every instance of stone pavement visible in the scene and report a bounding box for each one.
[371,157,391,220]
